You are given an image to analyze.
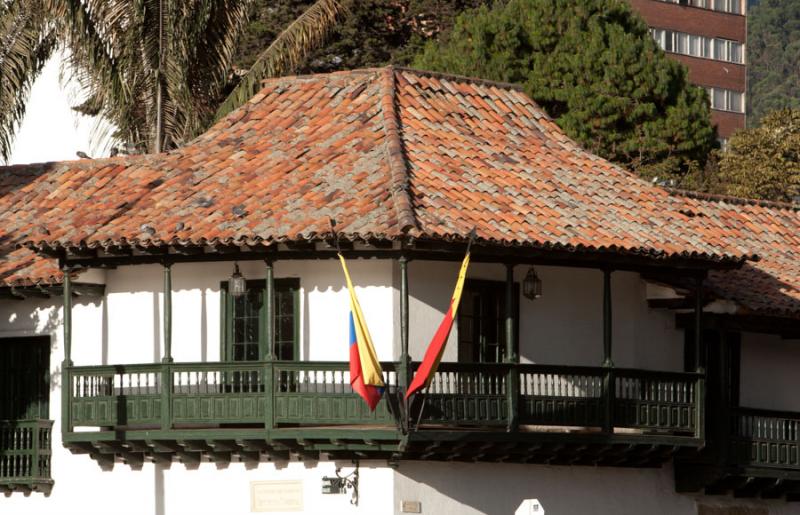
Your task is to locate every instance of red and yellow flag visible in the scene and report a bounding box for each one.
[406,251,471,399]
[339,253,385,410]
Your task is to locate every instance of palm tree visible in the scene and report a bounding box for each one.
[0,0,347,159]
[0,1,57,160]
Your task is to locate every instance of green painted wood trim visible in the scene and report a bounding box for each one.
[0,419,53,484]
[62,269,73,434]
[162,264,173,363]
[398,256,410,432]
[63,269,72,365]
[161,363,172,430]
[219,284,227,361]
[504,264,519,432]
[602,269,613,367]
[695,273,705,374]
[602,269,614,433]
[399,256,410,367]
[64,360,706,455]
[504,265,517,363]
[264,260,275,360]
[264,361,274,429]
[220,277,300,362]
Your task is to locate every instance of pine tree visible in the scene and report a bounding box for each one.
[414,0,717,180]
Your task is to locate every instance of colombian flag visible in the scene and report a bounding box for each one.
[339,254,385,410]
[406,251,471,399]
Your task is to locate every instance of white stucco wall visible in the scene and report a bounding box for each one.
[740,332,800,412]
[87,259,396,367]
[407,261,684,370]
[393,461,798,515]
[5,259,800,515]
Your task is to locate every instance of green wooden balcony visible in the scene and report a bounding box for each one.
[0,419,54,496]
[63,361,704,468]
[730,408,800,471]
[676,408,800,500]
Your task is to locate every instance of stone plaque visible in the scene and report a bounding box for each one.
[250,480,304,512]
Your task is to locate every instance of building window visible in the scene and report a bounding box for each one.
[656,0,743,14]
[706,87,745,113]
[650,28,744,64]
[457,280,518,363]
[221,278,300,361]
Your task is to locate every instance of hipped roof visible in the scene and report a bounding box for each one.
[0,67,754,285]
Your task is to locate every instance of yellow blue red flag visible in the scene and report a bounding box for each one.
[339,253,384,410]
[406,250,471,398]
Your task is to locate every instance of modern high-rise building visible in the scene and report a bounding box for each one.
[630,0,747,143]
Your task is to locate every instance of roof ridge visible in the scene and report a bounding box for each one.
[379,66,417,234]
[392,66,527,94]
[668,188,800,212]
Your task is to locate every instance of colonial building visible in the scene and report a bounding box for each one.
[1,67,798,515]
[629,0,748,143]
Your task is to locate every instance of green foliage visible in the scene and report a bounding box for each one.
[718,109,800,202]
[413,0,717,179]
[0,0,349,159]
[215,0,348,121]
[233,0,487,74]
[0,2,56,161]
[747,0,800,125]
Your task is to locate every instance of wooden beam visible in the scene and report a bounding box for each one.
[60,243,744,273]
[648,298,693,310]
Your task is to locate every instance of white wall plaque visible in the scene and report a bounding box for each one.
[250,480,304,512]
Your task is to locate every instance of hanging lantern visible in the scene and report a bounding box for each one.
[523,267,542,300]
[228,263,247,298]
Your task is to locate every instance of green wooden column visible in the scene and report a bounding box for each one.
[602,268,615,433]
[694,272,706,440]
[264,259,275,430]
[61,266,73,435]
[160,263,173,431]
[505,264,519,432]
[399,256,410,376]
[162,263,173,363]
[398,255,410,433]
[265,259,275,360]
[694,273,705,373]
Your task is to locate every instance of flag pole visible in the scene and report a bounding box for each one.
[410,227,477,430]
[329,217,343,255]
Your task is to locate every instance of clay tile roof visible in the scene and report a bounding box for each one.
[668,190,800,318]
[0,164,62,287]
[0,66,755,289]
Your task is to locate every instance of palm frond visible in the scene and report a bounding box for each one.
[0,1,57,162]
[214,0,348,121]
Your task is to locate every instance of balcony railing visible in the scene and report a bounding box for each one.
[415,363,700,434]
[0,419,53,495]
[730,407,800,470]
[66,360,702,438]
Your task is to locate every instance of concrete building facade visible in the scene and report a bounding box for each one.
[630,0,748,141]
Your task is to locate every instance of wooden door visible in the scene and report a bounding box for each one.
[0,337,50,421]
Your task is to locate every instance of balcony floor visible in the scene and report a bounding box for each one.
[64,423,703,469]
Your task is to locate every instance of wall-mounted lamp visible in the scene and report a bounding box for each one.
[523,267,543,300]
[228,262,247,298]
[322,462,359,505]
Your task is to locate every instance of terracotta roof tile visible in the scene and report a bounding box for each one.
[667,190,800,317]
[0,67,757,289]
